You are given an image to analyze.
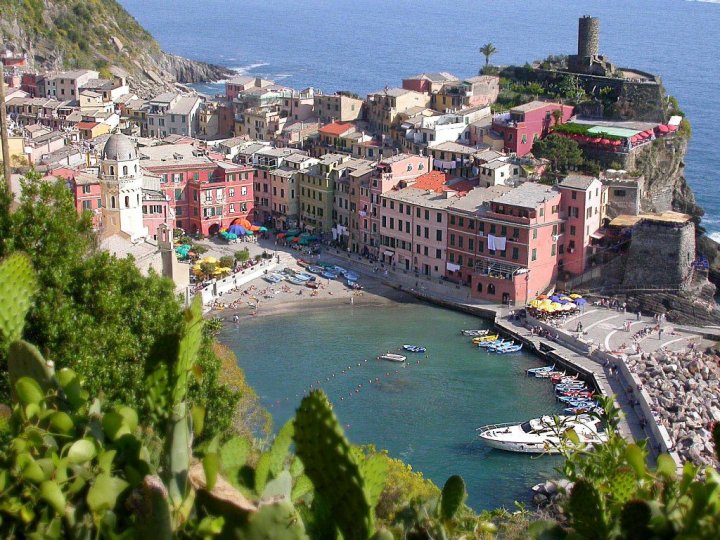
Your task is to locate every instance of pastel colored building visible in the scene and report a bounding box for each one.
[491,101,574,156]
[362,153,432,257]
[449,182,565,305]
[313,93,364,124]
[378,171,469,276]
[366,88,431,136]
[402,72,458,94]
[556,174,605,276]
[138,143,255,235]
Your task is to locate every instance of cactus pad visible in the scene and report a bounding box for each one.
[240,501,308,540]
[8,340,54,400]
[610,467,637,505]
[440,475,466,521]
[293,390,373,539]
[566,479,607,539]
[620,499,652,538]
[0,253,37,344]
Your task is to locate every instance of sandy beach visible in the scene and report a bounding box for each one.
[208,256,417,322]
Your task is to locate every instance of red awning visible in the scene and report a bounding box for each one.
[657,125,670,133]
[600,138,611,145]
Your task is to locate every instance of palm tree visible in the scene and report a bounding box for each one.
[479,43,497,68]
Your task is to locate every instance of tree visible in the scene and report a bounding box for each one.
[235,248,250,263]
[479,42,497,67]
[0,174,242,439]
[558,74,586,102]
[532,134,584,172]
[219,255,234,269]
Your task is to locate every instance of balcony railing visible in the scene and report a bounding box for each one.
[474,256,527,280]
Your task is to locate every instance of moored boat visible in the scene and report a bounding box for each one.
[477,415,607,454]
[462,329,490,336]
[472,334,499,343]
[322,270,338,279]
[286,276,305,285]
[526,365,555,376]
[402,345,426,353]
[307,265,324,274]
[478,339,505,348]
[496,344,523,354]
[378,352,406,363]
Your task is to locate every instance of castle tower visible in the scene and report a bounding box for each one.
[577,16,600,58]
[99,133,148,242]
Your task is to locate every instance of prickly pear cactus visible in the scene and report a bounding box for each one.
[293,390,373,540]
[0,253,37,344]
[440,475,466,521]
[566,479,607,539]
[239,501,308,540]
[713,423,720,464]
[360,453,388,509]
[620,499,652,538]
[610,467,637,505]
[8,340,54,398]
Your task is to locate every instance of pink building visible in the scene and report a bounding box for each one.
[378,174,459,276]
[462,182,564,305]
[557,174,605,276]
[362,153,431,257]
[491,101,574,156]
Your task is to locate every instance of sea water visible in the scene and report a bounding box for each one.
[120,0,720,240]
[219,302,563,511]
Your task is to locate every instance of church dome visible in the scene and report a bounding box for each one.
[101,133,137,161]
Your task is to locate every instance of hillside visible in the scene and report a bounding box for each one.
[0,0,232,96]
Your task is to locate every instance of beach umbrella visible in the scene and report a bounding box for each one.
[611,139,622,146]
[203,256,218,264]
[657,124,670,133]
[550,295,561,302]
[599,138,611,145]
[529,299,542,308]
[560,296,573,301]
[574,298,588,305]
[569,294,582,299]
[559,299,569,304]
[259,226,268,232]
[537,294,548,300]
[550,302,562,309]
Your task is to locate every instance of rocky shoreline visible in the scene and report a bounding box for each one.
[627,349,720,468]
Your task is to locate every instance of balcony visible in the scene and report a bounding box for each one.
[475,256,527,281]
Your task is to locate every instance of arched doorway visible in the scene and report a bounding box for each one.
[208,223,220,235]
[487,283,496,295]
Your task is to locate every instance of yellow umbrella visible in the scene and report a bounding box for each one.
[203,256,219,265]
[528,299,542,308]
[550,302,562,310]
[560,296,573,302]
[570,294,582,299]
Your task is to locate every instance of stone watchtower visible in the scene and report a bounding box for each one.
[99,133,148,242]
[577,16,600,58]
[568,16,615,76]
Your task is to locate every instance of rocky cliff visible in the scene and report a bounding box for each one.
[0,0,232,97]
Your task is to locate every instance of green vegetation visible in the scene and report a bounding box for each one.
[530,398,720,539]
[0,174,254,441]
[532,134,584,173]
[0,0,159,72]
[235,248,251,263]
[480,43,497,67]
[551,123,625,141]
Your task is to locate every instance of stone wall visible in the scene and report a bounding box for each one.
[622,221,695,291]
[500,66,666,122]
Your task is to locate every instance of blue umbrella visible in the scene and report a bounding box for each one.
[550,295,561,302]
[559,299,569,304]
[574,298,588,305]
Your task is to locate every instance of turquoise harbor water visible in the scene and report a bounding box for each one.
[121,0,720,240]
[219,302,563,511]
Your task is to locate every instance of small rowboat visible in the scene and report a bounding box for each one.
[496,344,523,354]
[378,353,406,363]
[322,271,338,279]
[462,329,490,337]
[478,339,505,348]
[472,334,499,343]
[403,345,426,353]
[527,364,555,374]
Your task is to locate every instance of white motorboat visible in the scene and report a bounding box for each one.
[378,352,406,363]
[476,415,607,454]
